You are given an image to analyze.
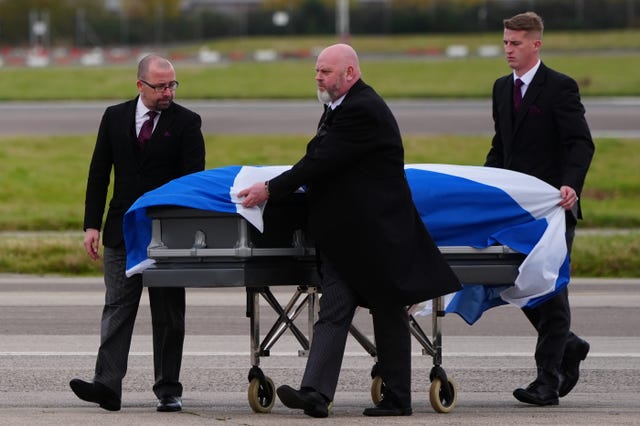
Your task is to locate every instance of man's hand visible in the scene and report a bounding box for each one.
[238,181,269,208]
[558,185,579,211]
[84,228,101,260]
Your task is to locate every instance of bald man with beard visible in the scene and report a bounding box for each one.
[239,44,460,418]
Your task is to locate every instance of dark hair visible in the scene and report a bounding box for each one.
[504,11,544,37]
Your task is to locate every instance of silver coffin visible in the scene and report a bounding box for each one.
[142,197,524,288]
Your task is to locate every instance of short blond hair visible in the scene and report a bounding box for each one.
[504,11,544,38]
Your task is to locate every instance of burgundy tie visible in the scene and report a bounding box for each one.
[513,78,524,111]
[138,110,157,146]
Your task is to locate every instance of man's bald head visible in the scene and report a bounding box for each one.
[318,44,361,77]
[315,44,362,103]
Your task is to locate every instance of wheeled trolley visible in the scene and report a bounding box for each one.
[142,203,524,413]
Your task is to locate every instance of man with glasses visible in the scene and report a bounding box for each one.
[70,54,205,412]
[140,79,180,93]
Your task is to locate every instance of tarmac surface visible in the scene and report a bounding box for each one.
[0,98,639,137]
[1,275,639,425]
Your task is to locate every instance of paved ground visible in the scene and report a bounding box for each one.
[0,98,638,137]
[1,275,639,425]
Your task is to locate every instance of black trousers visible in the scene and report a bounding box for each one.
[301,254,412,407]
[94,246,184,399]
[521,217,582,386]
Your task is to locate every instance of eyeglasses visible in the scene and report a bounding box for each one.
[140,79,179,92]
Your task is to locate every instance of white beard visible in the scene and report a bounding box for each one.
[317,89,332,105]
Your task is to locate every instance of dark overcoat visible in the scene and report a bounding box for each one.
[268,79,461,307]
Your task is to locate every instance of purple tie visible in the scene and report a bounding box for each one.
[513,78,524,111]
[138,111,157,146]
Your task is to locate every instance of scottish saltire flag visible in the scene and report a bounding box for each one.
[123,165,291,276]
[406,164,568,324]
[123,164,568,324]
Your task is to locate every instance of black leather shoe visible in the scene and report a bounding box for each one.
[157,396,182,412]
[559,339,590,397]
[363,397,412,417]
[276,385,329,418]
[69,378,121,411]
[513,381,559,406]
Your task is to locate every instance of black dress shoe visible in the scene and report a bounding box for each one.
[157,396,182,412]
[559,339,590,397]
[513,381,559,406]
[69,378,121,411]
[363,397,412,417]
[276,385,329,418]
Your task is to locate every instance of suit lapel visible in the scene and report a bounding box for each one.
[125,99,137,142]
[317,104,330,130]
[124,99,145,163]
[503,64,547,168]
[495,77,515,166]
[316,103,341,137]
[140,103,176,158]
[513,63,547,133]
[153,106,174,142]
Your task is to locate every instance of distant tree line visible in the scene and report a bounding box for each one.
[0,0,638,47]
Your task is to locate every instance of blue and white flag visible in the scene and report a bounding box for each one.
[405,164,568,324]
[123,164,568,324]
[123,165,292,276]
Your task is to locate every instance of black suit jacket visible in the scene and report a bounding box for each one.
[268,79,460,307]
[485,62,595,219]
[84,97,205,248]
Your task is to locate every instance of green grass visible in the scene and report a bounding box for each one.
[1,55,638,100]
[1,134,638,231]
[0,233,100,276]
[572,231,640,277]
[1,31,639,100]
[188,31,640,55]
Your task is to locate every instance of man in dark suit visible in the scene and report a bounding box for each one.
[485,12,594,406]
[239,43,461,417]
[69,54,205,412]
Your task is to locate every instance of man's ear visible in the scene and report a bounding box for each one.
[533,40,542,51]
[345,65,355,81]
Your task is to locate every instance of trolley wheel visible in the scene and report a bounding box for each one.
[429,376,457,413]
[248,375,276,413]
[370,375,385,405]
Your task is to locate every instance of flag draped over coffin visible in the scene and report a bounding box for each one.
[123,164,568,325]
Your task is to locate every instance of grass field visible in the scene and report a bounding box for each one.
[0,31,639,100]
[184,31,640,56]
[1,55,638,100]
[1,134,638,231]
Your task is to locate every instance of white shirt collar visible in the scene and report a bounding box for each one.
[136,97,160,120]
[513,59,541,88]
[328,93,347,110]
